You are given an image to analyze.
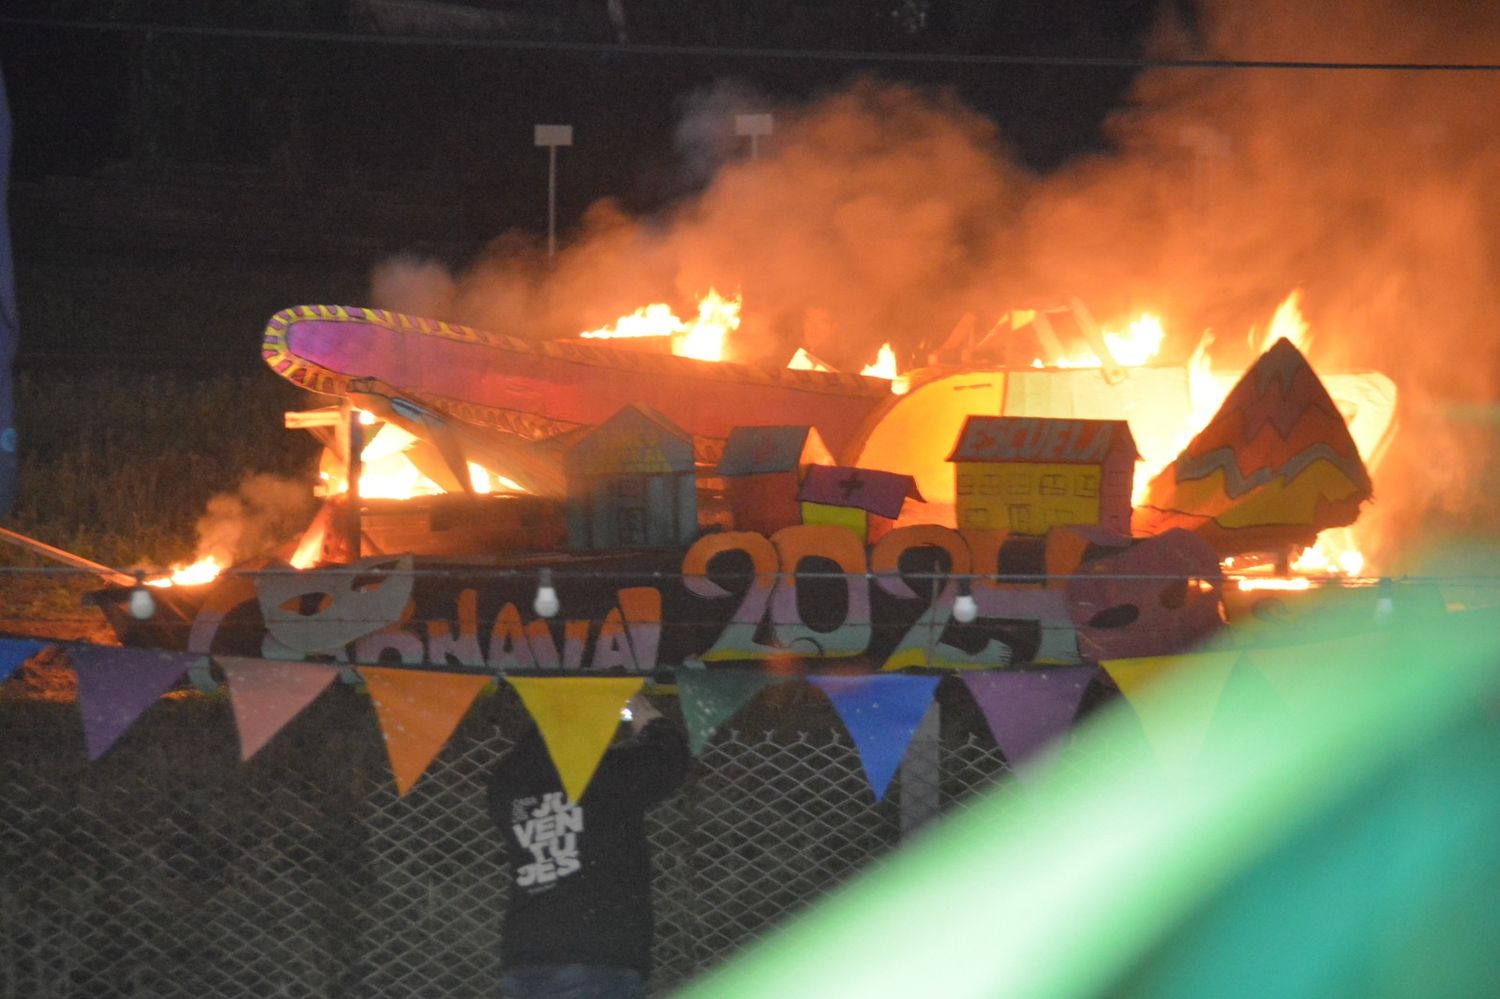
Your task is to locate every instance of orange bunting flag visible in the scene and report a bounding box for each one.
[507,676,644,802]
[219,656,342,761]
[1102,651,1240,775]
[358,666,492,795]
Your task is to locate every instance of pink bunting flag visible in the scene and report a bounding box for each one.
[961,668,1096,769]
[73,645,197,761]
[358,666,492,795]
[219,656,343,761]
[809,674,941,801]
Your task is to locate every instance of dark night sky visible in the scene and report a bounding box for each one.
[0,2,1163,187]
[0,1,1165,370]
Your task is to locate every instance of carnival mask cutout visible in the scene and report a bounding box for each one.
[258,553,415,655]
[1066,529,1224,661]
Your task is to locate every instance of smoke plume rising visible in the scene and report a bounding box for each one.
[193,473,318,568]
[371,0,1500,572]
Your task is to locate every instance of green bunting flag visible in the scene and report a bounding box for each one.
[676,666,777,755]
[1102,651,1240,775]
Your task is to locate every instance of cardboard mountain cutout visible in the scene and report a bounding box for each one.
[1134,338,1371,555]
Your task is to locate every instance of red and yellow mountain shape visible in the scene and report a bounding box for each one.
[1134,338,1372,555]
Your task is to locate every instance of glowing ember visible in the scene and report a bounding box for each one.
[860,343,899,380]
[579,289,742,363]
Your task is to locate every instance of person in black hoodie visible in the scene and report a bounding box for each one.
[488,693,689,998]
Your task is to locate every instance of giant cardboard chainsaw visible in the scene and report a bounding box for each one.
[263,305,1391,553]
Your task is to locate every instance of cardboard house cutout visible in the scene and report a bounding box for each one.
[564,404,697,550]
[715,426,835,535]
[948,416,1138,536]
[798,465,923,544]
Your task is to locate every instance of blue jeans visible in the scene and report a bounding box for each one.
[500,964,646,999]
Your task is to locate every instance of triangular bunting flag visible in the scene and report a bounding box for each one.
[359,666,492,795]
[809,674,941,801]
[0,637,48,683]
[676,667,776,755]
[73,645,196,761]
[1102,651,1240,775]
[961,668,1096,768]
[508,676,643,802]
[219,656,342,761]
[1246,631,1392,718]
[1202,656,1295,749]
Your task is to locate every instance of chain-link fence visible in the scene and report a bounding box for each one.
[0,678,1120,998]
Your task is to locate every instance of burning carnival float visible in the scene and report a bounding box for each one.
[88,287,1400,678]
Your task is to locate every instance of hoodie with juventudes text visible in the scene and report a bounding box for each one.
[487,718,689,976]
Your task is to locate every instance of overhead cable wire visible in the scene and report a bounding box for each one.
[5,16,1500,73]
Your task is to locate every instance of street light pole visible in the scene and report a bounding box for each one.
[533,124,573,264]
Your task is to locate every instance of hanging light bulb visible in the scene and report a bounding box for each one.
[533,567,560,618]
[1373,577,1394,622]
[952,579,978,624]
[129,576,157,620]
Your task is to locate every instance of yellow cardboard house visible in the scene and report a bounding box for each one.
[948,416,1138,536]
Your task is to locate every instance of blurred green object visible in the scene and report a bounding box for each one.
[677,601,1500,998]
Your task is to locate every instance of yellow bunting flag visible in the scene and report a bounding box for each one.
[1102,651,1240,775]
[358,667,492,795]
[507,676,644,802]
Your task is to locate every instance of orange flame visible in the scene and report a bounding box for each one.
[860,342,899,379]
[787,348,833,371]
[1235,576,1313,592]
[677,289,741,361]
[1035,312,1166,369]
[146,555,225,588]
[580,289,742,363]
[1290,529,1366,577]
[1258,288,1312,355]
[579,302,684,340]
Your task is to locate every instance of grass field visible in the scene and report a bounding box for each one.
[1,368,322,639]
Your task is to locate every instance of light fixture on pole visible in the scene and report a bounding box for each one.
[533,124,573,264]
[734,113,773,161]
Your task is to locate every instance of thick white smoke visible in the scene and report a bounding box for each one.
[370,0,1500,572]
[192,473,318,568]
